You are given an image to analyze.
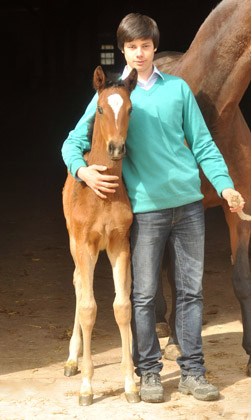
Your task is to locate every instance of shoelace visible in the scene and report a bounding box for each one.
[144,373,161,385]
[195,375,209,385]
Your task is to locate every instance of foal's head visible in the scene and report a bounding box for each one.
[93,66,137,161]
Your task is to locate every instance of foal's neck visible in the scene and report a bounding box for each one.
[87,131,123,177]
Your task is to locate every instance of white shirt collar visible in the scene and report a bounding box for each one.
[121,65,164,90]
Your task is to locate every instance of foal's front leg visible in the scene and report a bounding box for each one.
[77,247,98,406]
[64,267,82,377]
[108,240,140,403]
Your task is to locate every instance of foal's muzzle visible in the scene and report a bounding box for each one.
[108,141,126,160]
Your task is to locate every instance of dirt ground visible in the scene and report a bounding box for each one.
[0,164,251,420]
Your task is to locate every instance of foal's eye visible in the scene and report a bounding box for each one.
[97,105,103,114]
[128,107,133,115]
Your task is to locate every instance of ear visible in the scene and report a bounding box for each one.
[124,68,138,93]
[93,66,106,92]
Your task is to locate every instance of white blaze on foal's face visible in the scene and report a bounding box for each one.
[107,93,124,128]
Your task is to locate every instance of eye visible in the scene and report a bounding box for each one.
[128,107,133,115]
[97,105,103,114]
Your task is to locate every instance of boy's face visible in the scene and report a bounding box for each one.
[123,38,156,78]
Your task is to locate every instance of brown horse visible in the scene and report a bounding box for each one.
[154,0,251,375]
[62,66,139,405]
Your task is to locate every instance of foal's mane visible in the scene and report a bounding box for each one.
[101,71,126,89]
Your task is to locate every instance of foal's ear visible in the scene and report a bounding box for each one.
[93,66,106,92]
[124,68,138,93]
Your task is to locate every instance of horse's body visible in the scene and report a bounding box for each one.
[154,0,251,374]
[62,66,139,405]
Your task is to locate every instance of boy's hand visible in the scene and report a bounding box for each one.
[77,166,119,199]
[221,188,245,212]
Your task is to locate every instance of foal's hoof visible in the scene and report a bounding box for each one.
[164,343,181,361]
[79,394,93,406]
[64,364,78,377]
[125,391,140,403]
[246,358,251,377]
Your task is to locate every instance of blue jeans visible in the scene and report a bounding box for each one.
[130,200,206,377]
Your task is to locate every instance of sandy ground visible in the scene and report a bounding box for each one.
[0,165,251,420]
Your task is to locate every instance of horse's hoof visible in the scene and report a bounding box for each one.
[64,364,78,377]
[156,322,170,338]
[164,343,181,361]
[79,394,93,406]
[125,391,140,403]
[246,358,251,377]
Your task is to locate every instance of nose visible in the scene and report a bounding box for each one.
[136,47,143,56]
[108,141,126,160]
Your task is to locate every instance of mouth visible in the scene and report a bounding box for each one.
[110,156,123,161]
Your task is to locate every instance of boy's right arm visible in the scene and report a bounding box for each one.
[61,93,98,177]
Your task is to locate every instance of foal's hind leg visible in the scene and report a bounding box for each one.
[108,238,140,403]
[64,267,82,377]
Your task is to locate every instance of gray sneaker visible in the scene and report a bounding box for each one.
[178,375,219,401]
[140,372,164,403]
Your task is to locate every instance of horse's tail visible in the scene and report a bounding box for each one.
[237,211,251,222]
[230,193,251,222]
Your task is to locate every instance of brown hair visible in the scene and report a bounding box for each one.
[117,13,160,51]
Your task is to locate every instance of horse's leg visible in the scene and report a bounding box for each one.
[155,273,170,338]
[223,206,251,376]
[234,242,251,376]
[76,244,98,406]
[64,236,82,376]
[162,243,181,360]
[107,237,140,403]
[155,273,167,323]
[64,266,82,376]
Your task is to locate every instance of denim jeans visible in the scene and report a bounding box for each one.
[130,200,206,377]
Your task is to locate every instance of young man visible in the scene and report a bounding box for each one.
[62,13,244,403]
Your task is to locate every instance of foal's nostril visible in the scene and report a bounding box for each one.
[108,142,115,154]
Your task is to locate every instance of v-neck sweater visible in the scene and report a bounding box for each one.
[61,72,234,213]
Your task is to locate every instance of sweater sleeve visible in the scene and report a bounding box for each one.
[61,93,98,178]
[182,84,234,196]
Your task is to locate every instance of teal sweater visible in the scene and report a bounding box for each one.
[62,72,234,213]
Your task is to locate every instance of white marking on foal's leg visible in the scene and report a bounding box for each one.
[64,267,82,376]
[125,375,138,393]
[80,377,93,395]
[79,377,93,406]
[108,94,123,127]
[66,321,82,367]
